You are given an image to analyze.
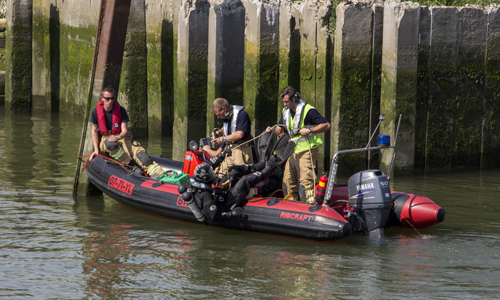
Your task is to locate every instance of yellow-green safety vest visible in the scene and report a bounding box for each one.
[283,101,323,154]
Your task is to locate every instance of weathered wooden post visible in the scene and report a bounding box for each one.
[5,0,32,113]
[332,1,373,175]
[172,0,210,161]
[119,0,148,137]
[278,0,300,115]
[454,6,487,168]
[426,7,459,169]
[414,6,431,171]
[483,5,500,169]
[242,0,279,136]
[368,1,384,169]
[73,0,132,196]
[298,1,332,172]
[205,0,245,137]
[145,0,180,138]
[380,1,420,174]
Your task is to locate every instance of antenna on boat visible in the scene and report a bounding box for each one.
[322,114,403,206]
[365,114,385,149]
[387,114,402,181]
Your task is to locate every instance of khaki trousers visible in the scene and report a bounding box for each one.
[100,134,164,177]
[216,142,254,176]
[282,147,318,203]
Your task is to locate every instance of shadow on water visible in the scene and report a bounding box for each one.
[3,110,37,187]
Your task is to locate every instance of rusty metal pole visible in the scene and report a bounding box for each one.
[73,0,132,197]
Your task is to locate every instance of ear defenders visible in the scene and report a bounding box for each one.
[291,89,299,102]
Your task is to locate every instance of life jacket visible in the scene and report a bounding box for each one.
[222,105,245,143]
[283,100,323,154]
[97,99,122,136]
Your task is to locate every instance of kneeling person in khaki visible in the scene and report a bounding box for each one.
[203,98,254,175]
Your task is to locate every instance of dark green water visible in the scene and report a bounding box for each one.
[1,106,499,299]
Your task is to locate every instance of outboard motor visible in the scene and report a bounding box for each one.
[347,170,392,238]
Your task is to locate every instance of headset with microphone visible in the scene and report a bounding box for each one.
[288,86,299,103]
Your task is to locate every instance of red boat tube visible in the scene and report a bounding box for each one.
[389,192,445,229]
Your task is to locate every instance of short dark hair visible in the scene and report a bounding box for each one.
[101,86,116,97]
[279,86,299,102]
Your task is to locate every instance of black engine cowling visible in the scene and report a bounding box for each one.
[347,170,392,238]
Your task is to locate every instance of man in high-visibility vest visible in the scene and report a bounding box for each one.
[90,86,164,178]
[266,86,330,203]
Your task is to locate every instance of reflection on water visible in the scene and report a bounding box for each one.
[1,106,500,299]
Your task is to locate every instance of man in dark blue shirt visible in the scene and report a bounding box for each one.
[203,98,254,176]
[90,86,164,178]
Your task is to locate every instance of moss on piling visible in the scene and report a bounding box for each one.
[5,21,32,112]
[333,42,372,175]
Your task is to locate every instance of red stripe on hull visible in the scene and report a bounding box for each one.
[244,199,348,223]
[140,180,180,193]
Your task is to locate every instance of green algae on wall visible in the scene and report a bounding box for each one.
[32,0,47,109]
[32,3,62,111]
[243,0,280,136]
[0,32,5,71]
[56,24,95,116]
[333,45,373,175]
[146,0,178,137]
[173,1,209,161]
[145,20,175,136]
[206,2,245,139]
[120,39,148,137]
[5,21,32,112]
[119,2,148,138]
[333,1,374,175]
[379,1,420,175]
[243,39,260,134]
[380,71,418,174]
[367,3,384,170]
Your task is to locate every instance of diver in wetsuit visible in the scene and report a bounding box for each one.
[179,140,293,224]
[179,158,280,223]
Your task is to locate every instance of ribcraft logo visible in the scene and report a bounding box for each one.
[279,211,314,222]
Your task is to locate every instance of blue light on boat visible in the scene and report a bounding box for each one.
[377,135,390,147]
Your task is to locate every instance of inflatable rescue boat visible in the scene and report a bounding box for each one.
[84,115,445,241]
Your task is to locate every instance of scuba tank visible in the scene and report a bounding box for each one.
[178,185,206,224]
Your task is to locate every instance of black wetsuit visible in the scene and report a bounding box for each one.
[192,161,277,223]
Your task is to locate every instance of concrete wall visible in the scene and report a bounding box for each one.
[5,0,32,112]
[0,20,5,98]
[5,0,500,173]
[380,0,420,173]
[333,1,376,175]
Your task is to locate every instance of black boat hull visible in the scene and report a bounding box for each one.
[86,156,352,241]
